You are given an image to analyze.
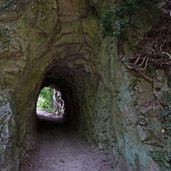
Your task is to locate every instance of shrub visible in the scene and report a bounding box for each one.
[37,87,53,112]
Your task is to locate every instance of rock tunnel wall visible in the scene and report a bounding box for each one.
[0,0,171,171]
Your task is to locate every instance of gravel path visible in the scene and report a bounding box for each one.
[20,113,113,171]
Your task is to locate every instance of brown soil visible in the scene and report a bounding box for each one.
[19,111,113,171]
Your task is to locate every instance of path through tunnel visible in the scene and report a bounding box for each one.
[37,64,83,127]
[35,64,81,128]
[19,63,113,171]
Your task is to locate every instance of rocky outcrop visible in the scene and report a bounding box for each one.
[0,0,170,171]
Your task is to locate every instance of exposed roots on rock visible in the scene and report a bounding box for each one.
[123,14,171,82]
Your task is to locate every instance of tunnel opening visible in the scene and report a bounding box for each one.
[35,63,86,129]
[36,86,66,121]
[32,63,86,141]
[19,61,110,171]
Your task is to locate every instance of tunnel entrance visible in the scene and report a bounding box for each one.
[19,59,115,171]
[36,64,84,128]
[36,86,65,121]
[19,64,113,171]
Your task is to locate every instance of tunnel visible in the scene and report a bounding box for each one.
[16,59,109,170]
[14,57,102,159]
[38,65,81,126]
[34,61,99,127]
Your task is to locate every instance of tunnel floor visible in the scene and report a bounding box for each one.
[36,110,66,122]
[19,112,113,171]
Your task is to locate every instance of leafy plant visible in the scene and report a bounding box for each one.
[149,151,171,168]
[37,87,53,112]
[101,0,161,38]
[0,0,30,13]
[160,107,171,136]
[159,92,171,136]
[101,0,138,38]
[150,151,166,167]
[0,27,10,50]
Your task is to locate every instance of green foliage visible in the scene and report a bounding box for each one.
[101,0,139,38]
[160,107,171,136]
[37,87,53,112]
[149,151,171,168]
[159,91,171,136]
[161,91,171,105]
[161,107,171,133]
[101,0,161,38]
[150,151,166,167]
[0,0,30,13]
[0,27,10,50]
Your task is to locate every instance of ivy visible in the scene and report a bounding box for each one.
[101,0,161,38]
[37,87,53,113]
[150,151,166,167]
[0,0,30,13]
[149,151,171,168]
[0,27,10,50]
[101,0,139,38]
[160,92,171,136]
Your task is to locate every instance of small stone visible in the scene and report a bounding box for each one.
[161,129,165,134]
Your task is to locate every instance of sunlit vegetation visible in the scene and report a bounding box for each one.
[37,87,53,112]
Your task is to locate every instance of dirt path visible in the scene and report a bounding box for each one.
[20,114,113,171]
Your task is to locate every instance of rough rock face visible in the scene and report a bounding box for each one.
[0,0,170,171]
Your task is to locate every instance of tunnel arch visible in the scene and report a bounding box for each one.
[12,56,101,171]
[11,33,102,167]
[37,64,83,126]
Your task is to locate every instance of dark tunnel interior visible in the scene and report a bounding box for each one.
[35,64,84,130]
